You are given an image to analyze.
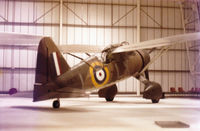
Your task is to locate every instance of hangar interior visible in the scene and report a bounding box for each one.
[0,0,200,94]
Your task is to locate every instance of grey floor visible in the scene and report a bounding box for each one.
[0,95,200,131]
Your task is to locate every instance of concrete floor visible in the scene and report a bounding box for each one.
[0,95,200,131]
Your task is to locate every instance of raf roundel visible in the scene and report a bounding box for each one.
[89,62,110,88]
[94,66,106,84]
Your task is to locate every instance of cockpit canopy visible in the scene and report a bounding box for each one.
[101,41,129,63]
[102,41,129,53]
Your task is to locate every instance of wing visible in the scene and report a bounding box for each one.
[58,44,104,53]
[0,32,43,50]
[113,32,200,53]
[0,32,104,52]
[1,32,199,53]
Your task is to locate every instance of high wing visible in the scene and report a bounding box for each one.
[0,32,43,50]
[1,32,200,53]
[0,32,104,52]
[57,32,200,54]
[113,32,200,53]
[58,44,104,53]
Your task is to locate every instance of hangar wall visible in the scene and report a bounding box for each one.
[0,0,199,93]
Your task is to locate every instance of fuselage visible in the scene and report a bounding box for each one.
[55,50,150,92]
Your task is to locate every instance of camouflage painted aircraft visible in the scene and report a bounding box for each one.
[0,32,200,108]
[34,38,152,109]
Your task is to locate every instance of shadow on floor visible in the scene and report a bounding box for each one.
[0,123,65,129]
[97,100,153,105]
[11,106,92,113]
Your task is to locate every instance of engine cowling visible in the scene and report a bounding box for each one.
[143,81,162,103]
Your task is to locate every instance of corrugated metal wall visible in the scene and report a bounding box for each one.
[0,0,199,92]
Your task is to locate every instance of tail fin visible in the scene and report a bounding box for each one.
[33,37,70,101]
[35,37,70,84]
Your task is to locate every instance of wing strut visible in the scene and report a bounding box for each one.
[66,53,95,69]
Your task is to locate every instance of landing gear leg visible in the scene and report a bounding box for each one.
[53,99,60,109]
[98,84,118,102]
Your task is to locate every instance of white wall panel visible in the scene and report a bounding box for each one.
[4,71,11,91]
[160,52,169,71]
[19,50,28,68]
[97,5,104,25]
[126,77,134,92]
[13,71,20,91]
[19,72,27,91]
[21,2,29,22]
[96,28,105,45]
[88,5,97,25]
[162,72,169,92]
[3,49,12,67]
[118,6,127,26]
[105,5,112,25]
[15,2,21,23]
[0,49,4,67]
[27,51,37,68]
[13,50,20,67]
[0,71,3,91]
[0,1,6,22]
[104,28,112,45]
[27,72,35,90]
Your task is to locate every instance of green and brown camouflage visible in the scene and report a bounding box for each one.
[33,37,162,105]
